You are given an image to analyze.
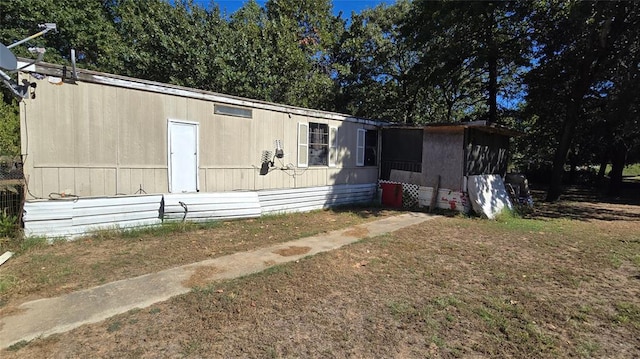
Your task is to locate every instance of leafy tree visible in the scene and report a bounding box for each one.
[213,0,341,109]
[525,0,638,201]
[109,0,226,89]
[219,0,276,100]
[0,93,19,156]
[0,0,127,152]
[403,0,530,123]
[0,0,125,72]
[264,0,341,109]
[334,1,419,122]
[599,18,640,194]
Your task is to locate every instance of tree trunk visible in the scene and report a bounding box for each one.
[608,141,627,196]
[486,11,498,124]
[546,100,580,201]
[568,149,578,185]
[545,3,625,202]
[488,53,498,124]
[596,149,608,187]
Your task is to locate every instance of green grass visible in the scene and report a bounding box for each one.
[577,339,600,357]
[180,339,204,356]
[609,242,640,270]
[28,254,75,284]
[604,163,640,177]
[609,253,624,269]
[570,305,592,322]
[19,237,48,253]
[623,163,640,177]
[7,340,30,352]
[0,213,19,238]
[387,300,413,318]
[88,220,223,241]
[430,334,446,348]
[261,264,293,277]
[472,296,558,348]
[0,275,17,293]
[149,307,161,314]
[613,302,640,329]
[106,320,122,333]
[433,295,462,309]
[491,210,560,233]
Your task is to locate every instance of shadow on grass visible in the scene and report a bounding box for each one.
[330,205,403,219]
[331,204,461,219]
[528,181,640,222]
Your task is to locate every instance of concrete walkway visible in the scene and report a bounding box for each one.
[0,212,438,349]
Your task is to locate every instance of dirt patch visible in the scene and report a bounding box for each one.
[352,260,369,268]
[263,260,276,266]
[0,305,26,318]
[342,226,370,238]
[273,246,311,257]
[182,265,220,288]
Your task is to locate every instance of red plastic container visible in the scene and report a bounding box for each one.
[381,183,403,208]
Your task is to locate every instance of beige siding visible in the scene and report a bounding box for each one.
[101,85,119,165]
[59,168,76,194]
[117,88,167,167]
[105,168,117,195]
[21,73,381,198]
[116,168,131,194]
[41,168,59,197]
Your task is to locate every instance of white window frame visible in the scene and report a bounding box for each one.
[329,126,338,167]
[356,128,366,167]
[297,122,309,168]
[213,104,252,118]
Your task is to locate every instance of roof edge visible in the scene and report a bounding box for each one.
[17,59,388,127]
[384,120,522,137]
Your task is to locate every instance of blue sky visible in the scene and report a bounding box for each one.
[193,0,393,16]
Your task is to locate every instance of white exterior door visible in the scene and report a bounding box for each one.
[168,120,199,193]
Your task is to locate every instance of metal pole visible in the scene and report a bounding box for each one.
[7,23,57,49]
[0,69,27,98]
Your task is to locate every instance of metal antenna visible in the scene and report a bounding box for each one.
[6,23,57,50]
[0,23,57,98]
[70,49,78,80]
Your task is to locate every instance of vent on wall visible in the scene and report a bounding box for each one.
[214,104,252,118]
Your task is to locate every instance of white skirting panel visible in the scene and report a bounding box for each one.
[22,184,377,239]
[23,194,163,239]
[162,192,262,222]
[22,201,74,238]
[417,187,470,213]
[258,183,377,215]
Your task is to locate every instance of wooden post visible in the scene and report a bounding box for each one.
[429,175,440,213]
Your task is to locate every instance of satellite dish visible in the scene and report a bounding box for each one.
[1,23,56,98]
[0,43,17,71]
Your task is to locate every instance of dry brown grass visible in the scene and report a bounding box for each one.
[273,246,311,257]
[182,265,221,288]
[0,208,394,314]
[2,201,640,358]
